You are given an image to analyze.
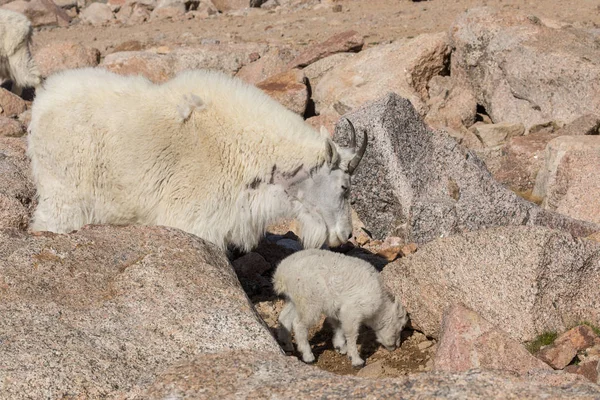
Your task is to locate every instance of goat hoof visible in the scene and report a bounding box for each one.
[350,358,365,369]
[302,355,316,364]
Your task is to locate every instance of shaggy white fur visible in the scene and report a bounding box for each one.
[28,68,365,251]
[0,9,41,95]
[273,249,408,367]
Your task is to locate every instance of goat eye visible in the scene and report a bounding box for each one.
[341,185,348,191]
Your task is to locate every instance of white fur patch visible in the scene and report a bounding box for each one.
[177,93,206,122]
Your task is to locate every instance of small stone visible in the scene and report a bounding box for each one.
[34,41,101,78]
[80,2,114,25]
[232,252,271,277]
[356,360,385,378]
[469,122,525,147]
[0,88,27,118]
[555,114,600,136]
[287,30,363,69]
[528,121,564,135]
[565,360,599,384]
[256,69,308,115]
[418,340,434,351]
[0,117,24,137]
[275,239,302,252]
[537,325,598,370]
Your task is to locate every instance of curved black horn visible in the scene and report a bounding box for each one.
[346,117,357,149]
[347,122,367,175]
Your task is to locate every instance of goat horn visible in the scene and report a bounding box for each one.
[347,124,367,175]
[346,117,357,149]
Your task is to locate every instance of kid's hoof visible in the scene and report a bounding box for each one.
[350,357,365,369]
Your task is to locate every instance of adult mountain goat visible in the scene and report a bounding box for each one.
[0,9,41,95]
[28,68,367,251]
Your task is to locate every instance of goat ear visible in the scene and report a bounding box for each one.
[319,125,331,138]
[177,93,206,122]
[271,165,309,193]
[325,139,340,166]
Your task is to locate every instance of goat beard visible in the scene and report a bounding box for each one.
[296,209,329,249]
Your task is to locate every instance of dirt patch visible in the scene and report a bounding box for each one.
[32,0,600,58]
[254,297,436,378]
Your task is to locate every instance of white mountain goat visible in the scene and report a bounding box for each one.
[0,9,41,96]
[27,68,367,252]
[273,249,408,367]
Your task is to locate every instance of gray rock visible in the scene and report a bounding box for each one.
[433,304,551,373]
[34,41,101,78]
[424,75,478,131]
[333,93,599,242]
[450,7,600,130]
[0,137,35,230]
[102,43,267,83]
[470,122,525,148]
[0,225,280,398]
[382,225,600,342]
[314,32,449,117]
[143,350,600,399]
[80,2,114,25]
[554,114,600,136]
[533,136,600,224]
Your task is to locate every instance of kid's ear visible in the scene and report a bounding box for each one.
[320,125,331,138]
[177,93,205,122]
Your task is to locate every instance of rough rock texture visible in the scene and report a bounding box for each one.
[424,75,477,131]
[494,132,560,194]
[235,46,298,84]
[0,88,27,118]
[211,0,246,11]
[2,0,64,26]
[534,136,600,224]
[34,41,101,77]
[382,225,600,342]
[537,325,598,370]
[314,32,449,116]
[303,52,354,89]
[116,1,151,24]
[150,0,186,20]
[144,350,600,399]
[333,93,599,241]
[555,114,600,136]
[0,117,24,137]
[0,138,34,229]
[101,43,267,82]
[80,2,115,25]
[565,360,600,384]
[305,110,339,136]
[433,304,552,374]
[287,30,363,69]
[450,7,600,129]
[0,225,280,398]
[470,122,525,148]
[256,68,308,115]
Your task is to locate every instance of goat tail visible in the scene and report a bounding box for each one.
[272,272,287,297]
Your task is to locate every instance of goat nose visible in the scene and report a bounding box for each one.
[348,232,353,240]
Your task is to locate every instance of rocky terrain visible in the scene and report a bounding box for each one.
[1,0,600,398]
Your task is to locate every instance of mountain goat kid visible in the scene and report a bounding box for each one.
[28,68,367,252]
[0,9,41,96]
[273,249,408,367]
